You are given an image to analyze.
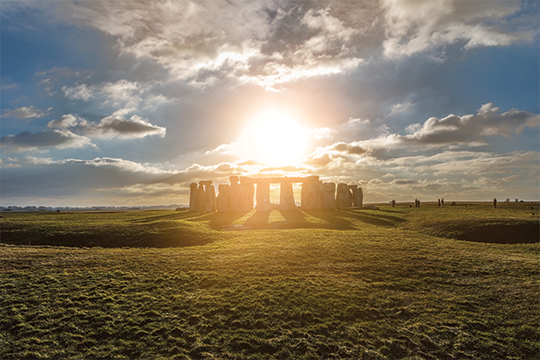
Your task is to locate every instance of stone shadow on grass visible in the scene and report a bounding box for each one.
[244,211,270,229]
[335,209,406,228]
[190,211,251,230]
[300,210,355,230]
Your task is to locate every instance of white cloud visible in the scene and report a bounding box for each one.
[47,114,80,128]
[1,106,52,119]
[381,0,531,58]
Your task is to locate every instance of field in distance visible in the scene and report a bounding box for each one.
[1,202,539,359]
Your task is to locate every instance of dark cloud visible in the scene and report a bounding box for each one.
[305,153,333,166]
[331,142,367,155]
[48,114,166,139]
[0,130,92,151]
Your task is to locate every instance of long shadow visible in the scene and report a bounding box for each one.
[244,211,270,229]
[193,211,251,230]
[302,210,355,230]
[128,210,203,223]
[341,209,407,227]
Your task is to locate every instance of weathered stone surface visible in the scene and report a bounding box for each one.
[191,176,361,213]
[204,184,216,212]
[357,187,363,208]
[280,181,296,210]
[322,182,336,210]
[256,182,271,211]
[336,183,350,209]
[235,183,254,212]
[240,176,254,184]
[195,185,206,212]
[217,184,233,212]
[189,183,198,211]
[349,185,359,208]
[301,180,322,210]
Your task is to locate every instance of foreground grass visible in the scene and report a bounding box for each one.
[1,203,539,359]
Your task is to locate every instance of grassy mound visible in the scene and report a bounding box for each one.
[0,210,224,247]
[414,218,539,244]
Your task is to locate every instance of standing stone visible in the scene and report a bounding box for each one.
[235,178,254,212]
[236,183,254,212]
[230,176,240,212]
[280,181,296,210]
[356,187,363,208]
[217,184,233,212]
[204,184,216,212]
[336,183,350,209]
[256,181,272,211]
[322,182,336,210]
[301,180,322,210]
[189,183,198,211]
[349,185,359,208]
[195,185,206,212]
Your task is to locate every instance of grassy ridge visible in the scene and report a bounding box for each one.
[1,203,539,359]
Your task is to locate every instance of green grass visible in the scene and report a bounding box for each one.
[1,203,539,359]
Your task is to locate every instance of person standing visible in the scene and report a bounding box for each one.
[493,198,497,208]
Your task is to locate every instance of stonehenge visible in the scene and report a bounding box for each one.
[189,176,363,212]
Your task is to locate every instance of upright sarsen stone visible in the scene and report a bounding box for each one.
[256,181,271,211]
[280,181,296,210]
[217,184,233,212]
[235,177,254,212]
[357,187,363,208]
[349,185,359,208]
[301,179,322,210]
[336,183,350,209]
[204,184,216,212]
[189,183,198,211]
[195,184,205,212]
[322,182,336,210]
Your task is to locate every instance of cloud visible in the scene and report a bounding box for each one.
[1,106,52,119]
[331,142,367,155]
[47,114,80,128]
[61,79,170,114]
[47,114,166,139]
[381,0,532,58]
[36,67,94,96]
[51,1,369,89]
[390,178,416,185]
[0,129,93,152]
[402,103,539,145]
[317,103,540,155]
[0,156,178,203]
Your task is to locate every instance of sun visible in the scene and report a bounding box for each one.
[238,112,308,166]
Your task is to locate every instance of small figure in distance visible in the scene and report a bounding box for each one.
[392,199,396,208]
[493,198,497,208]
[438,198,441,207]
[441,198,445,208]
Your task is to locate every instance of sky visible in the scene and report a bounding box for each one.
[1,0,539,207]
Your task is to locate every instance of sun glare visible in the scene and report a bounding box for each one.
[239,112,308,166]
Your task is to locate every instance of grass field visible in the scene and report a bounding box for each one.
[1,202,539,359]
